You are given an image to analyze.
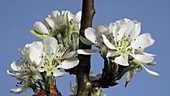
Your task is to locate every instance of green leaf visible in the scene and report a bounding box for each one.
[29,30,49,39]
[32,74,40,81]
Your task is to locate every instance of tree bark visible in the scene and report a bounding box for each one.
[75,0,95,96]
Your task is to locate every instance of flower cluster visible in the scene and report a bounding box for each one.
[7,37,79,94]
[31,10,81,49]
[7,10,81,94]
[80,18,159,78]
[8,8,158,95]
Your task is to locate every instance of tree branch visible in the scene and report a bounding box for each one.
[74,0,95,96]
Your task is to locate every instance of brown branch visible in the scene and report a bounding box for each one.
[91,58,118,88]
[74,0,95,96]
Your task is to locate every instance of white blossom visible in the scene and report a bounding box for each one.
[7,61,36,80]
[32,10,82,49]
[81,18,159,76]
[19,37,78,77]
[32,10,81,36]
[7,61,38,94]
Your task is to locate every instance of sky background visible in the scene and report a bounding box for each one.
[0,0,169,96]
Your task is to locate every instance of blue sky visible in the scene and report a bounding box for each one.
[0,0,169,96]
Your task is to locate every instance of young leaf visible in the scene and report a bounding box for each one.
[29,30,49,39]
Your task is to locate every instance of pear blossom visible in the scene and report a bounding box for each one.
[7,61,38,94]
[33,10,82,34]
[19,37,79,77]
[39,37,79,76]
[49,10,82,31]
[7,61,37,80]
[8,37,79,94]
[31,10,82,48]
[81,18,159,76]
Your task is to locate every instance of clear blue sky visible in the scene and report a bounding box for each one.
[0,0,169,96]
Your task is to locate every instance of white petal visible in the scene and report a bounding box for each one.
[131,54,154,63]
[141,65,159,76]
[109,22,117,34]
[73,11,82,23]
[77,49,99,55]
[10,61,21,71]
[95,24,108,34]
[85,27,98,44]
[51,10,60,17]
[109,22,120,42]
[44,37,58,46]
[57,58,79,69]
[18,48,26,58]
[31,41,43,50]
[117,24,127,41]
[44,17,55,30]
[63,51,77,58]
[67,11,74,21]
[19,41,43,60]
[142,52,156,56]
[122,18,131,22]
[43,37,58,58]
[131,33,154,49]
[106,51,116,57]
[62,11,74,21]
[33,22,49,34]
[29,48,42,64]
[7,70,17,77]
[102,34,116,49]
[114,55,129,66]
[10,88,23,94]
[146,61,156,66]
[80,36,93,45]
[124,21,134,38]
[28,42,43,64]
[53,71,65,77]
[128,21,141,41]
